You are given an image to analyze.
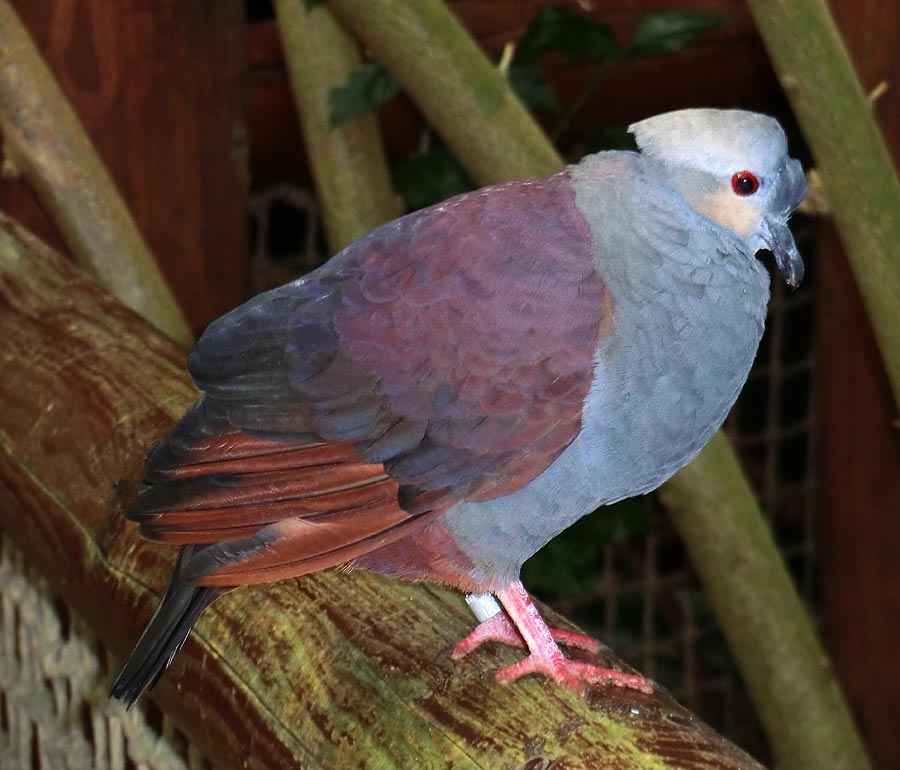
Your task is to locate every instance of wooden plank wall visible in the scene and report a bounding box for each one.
[0,1,249,333]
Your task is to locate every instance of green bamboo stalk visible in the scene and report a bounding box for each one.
[327,0,563,183]
[326,2,869,767]
[745,0,900,408]
[659,434,870,770]
[273,0,402,252]
[0,0,192,347]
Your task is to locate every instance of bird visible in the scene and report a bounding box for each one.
[110,108,807,707]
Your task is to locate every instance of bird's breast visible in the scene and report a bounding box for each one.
[441,270,767,587]
[579,273,767,502]
[439,158,771,585]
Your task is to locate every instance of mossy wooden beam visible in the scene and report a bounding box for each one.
[273,0,401,253]
[327,0,563,184]
[745,0,900,408]
[323,2,868,767]
[0,216,766,770]
[0,0,191,347]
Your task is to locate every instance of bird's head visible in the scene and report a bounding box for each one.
[629,108,808,287]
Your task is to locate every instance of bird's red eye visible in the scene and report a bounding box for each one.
[731,171,760,196]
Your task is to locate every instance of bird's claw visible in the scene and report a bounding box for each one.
[454,582,653,696]
[452,611,600,660]
[496,648,654,695]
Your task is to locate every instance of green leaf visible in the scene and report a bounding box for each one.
[392,146,474,211]
[507,64,559,113]
[631,10,724,56]
[515,5,618,65]
[328,62,401,127]
[302,0,327,8]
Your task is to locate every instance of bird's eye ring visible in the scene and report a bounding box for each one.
[731,171,760,196]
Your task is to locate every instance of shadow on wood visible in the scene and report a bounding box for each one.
[0,214,764,769]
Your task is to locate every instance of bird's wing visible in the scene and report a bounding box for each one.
[131,171,610,586]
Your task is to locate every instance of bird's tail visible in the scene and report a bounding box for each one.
[110,546,220,708]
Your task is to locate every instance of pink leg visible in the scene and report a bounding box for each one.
[456,581,653,695]
[452,608,600,658]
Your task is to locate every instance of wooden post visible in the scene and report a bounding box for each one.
[273,0,402,253]
[816,226,900,770]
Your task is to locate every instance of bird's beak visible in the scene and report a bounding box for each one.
[760,217,804,288]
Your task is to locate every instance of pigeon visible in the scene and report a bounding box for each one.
[110,108,807,706]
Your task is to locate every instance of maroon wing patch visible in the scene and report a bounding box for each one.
[329,174,608,506]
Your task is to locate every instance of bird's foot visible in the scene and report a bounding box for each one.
[457,580,653,696]
[451,610,600,659]
[496,648,654,694]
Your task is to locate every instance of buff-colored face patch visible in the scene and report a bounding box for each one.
[688,188,759,238]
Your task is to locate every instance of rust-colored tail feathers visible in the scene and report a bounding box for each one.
[111,400,432,703]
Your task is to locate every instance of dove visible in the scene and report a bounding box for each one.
[110,108,807,706]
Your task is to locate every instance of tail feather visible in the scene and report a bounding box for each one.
[110,547,220,708]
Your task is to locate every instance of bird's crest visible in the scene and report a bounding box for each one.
[629,108,788,179]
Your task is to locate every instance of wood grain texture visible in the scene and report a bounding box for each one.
[0,0,192,346]
[1,0,248,333]
[0,216,765,769]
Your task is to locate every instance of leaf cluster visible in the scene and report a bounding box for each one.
[327,4,721,210]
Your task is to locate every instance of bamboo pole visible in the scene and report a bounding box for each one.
[0,0,191,347]
[327,0,563,183]
[273,0,402,253]
[325,2,870,767]
[659,434,870,770]
[0,213,764,770]
[745,0,900,409]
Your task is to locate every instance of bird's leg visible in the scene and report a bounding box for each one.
[453,593,600,657]
[455,581,653,695]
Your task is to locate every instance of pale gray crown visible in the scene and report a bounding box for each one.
[629,108,789,179]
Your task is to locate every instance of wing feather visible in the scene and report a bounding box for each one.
[137,171,610,585]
